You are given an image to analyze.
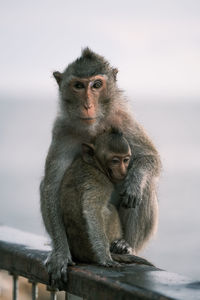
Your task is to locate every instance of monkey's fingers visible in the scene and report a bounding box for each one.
[48,263,68,286]
[126,195,136,208]
[120,193,142,208]
[120,194,135,208]
[119,186,136,208]
[128,195,142,208]
[49,273,58,287]
[45,252,75,286]
[120,193,130,208]
[60,259,76,283]
[61,266,68,283]
[120,179,143,208]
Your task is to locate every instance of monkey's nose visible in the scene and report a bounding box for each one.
[120,168,126,177]
[84,103,92,110]
[84,99,94,110]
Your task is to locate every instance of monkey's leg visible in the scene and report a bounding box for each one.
[40,169,75,285]
[107,199,155,267]
[105,203,134,255]
[83,195,120,267]
[40,137,83,285]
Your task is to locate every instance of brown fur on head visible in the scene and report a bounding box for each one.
[53,48,122,130]
[82,128,132,183]
[53,48,118,83]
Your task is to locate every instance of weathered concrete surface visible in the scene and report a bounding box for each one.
[0,226,199,300]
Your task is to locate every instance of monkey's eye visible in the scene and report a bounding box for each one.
[92,80,103,89]
[111,157,120,164]
[74,82,85,89]
[123,158,130,163]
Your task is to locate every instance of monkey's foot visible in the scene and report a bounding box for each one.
[110,239,134,255]
[45,251,75,286]
[99,258,121,267]
[111,253,154,267]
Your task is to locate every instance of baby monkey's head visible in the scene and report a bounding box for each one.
[82,127,132,183]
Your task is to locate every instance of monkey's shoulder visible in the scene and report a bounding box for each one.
[66,157,112,189]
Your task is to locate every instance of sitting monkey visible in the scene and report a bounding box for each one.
[60,128,153,267]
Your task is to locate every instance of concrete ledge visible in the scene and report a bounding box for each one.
[0,226,199,300]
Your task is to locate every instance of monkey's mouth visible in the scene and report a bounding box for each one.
[80,117,96,124]
[108,169,125,183]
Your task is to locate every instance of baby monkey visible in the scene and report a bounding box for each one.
[60,128,153,267]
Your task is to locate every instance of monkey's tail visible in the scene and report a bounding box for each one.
[111,253,154,267]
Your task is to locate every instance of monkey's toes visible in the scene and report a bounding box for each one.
[102,260,121,267]
[110,239,133,255]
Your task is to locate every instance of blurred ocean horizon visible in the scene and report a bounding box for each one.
[0,96,200,280]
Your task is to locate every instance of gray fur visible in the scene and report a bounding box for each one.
[40,48,161,283]
[60,132,154,267]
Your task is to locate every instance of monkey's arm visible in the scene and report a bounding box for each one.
[40,135,76,284]
[121,125,161,208]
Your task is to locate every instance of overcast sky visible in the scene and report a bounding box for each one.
[0,0,200,101]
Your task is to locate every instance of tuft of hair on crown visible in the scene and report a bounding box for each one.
[81,47,98,60]
[63,47,118,82]
[66,47,111,78]
[109,126,124,137]
[103,127,129,155]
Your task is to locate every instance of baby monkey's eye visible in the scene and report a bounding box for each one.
[111,157,120,164]
[92,80,103,89]
[74,82,85,89]
[123,158,130,163]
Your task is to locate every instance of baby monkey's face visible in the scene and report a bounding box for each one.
[106,150,131,183]
[81,130,132,183]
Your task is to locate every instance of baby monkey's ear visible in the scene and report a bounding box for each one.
[82,143,95,164]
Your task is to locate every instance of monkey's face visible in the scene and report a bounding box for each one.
[62,75,109,125]
[106,152,131,183]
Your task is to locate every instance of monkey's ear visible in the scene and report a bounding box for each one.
[53,71,63,85]
[112,68,118,81]
[82,143,95,164]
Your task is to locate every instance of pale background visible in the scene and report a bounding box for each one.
[0,0,200,279]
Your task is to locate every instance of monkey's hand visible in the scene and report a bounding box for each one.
[119,178,143,208]
[45,250,75,286]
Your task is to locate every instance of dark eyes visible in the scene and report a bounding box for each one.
[92,80,103,89]
[123,158,130,163]
[111,158,120,164]
[73,79,103,90]
[111,157,130,164]
[74,82,84,89]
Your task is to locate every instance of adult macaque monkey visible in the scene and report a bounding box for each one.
[60,128,153,267]
[40,48,161,283]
